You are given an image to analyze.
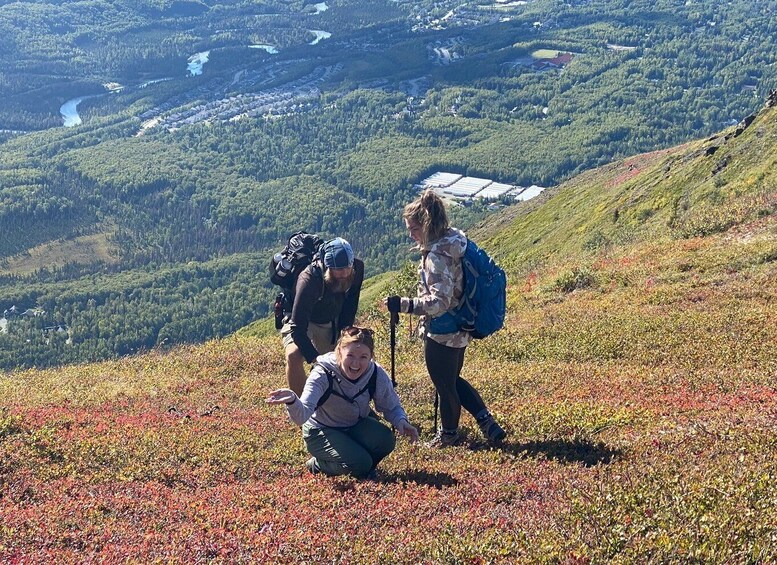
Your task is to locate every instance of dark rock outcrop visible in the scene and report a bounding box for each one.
[766,89,777,108]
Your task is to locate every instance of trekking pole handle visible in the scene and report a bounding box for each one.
[386,296,402,314]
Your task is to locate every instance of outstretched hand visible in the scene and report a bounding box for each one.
[396,419,419,442]
[266,389,297,405]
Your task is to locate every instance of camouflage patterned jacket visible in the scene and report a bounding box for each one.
[409,227,472,349]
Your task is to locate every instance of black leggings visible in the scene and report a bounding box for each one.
[424,337,488,431]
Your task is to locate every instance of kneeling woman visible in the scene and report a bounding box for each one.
[267,326,419,478]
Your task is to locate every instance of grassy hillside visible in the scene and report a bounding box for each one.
[2,229,118,276]
[1,100,775,562]
[479,99,777,272]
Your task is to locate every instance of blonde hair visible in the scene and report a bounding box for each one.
[402,189,449,245]
[335,326,375,361]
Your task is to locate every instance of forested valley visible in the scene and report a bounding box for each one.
[1,0,775,369]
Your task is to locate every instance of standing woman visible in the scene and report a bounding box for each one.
[386,190,507,448]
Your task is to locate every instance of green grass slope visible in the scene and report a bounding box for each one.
[0,98,775,562]
[480,98,776,273]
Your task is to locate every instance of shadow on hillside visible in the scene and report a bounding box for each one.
[379,469,459,489]
[500,438,622,467]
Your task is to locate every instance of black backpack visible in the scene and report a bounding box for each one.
[269,232,325,327]
[314,364,379,408]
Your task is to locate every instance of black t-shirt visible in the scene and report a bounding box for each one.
[289,259,364,363]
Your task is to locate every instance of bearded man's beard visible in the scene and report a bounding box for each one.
[324,269,354,293]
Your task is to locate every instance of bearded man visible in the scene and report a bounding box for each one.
[281,237,365,395]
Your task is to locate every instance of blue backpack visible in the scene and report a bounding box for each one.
[425,239,507,339]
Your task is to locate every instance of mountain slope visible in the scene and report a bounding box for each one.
[479,90,777,272]
[0,95,775,562]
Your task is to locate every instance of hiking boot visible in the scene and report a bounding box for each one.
[478,415,507,443]
[425,429,462,448]
[305,457,321,475]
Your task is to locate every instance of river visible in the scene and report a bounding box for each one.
[249,44,279,54]
[60,94,103,127]
[140,78,173,88]
[187,51,211,76]
[309,30,332,45]
[60,31,325,128]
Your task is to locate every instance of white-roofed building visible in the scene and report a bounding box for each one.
[417,171,546,204]
[440,176,492,197]
[420,172,462,188]
[477,182,515,199]
[513,184,546,201]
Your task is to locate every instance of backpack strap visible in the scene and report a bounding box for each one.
[366,364,378,398]
[315,364,337,408]
[311,261,325,297]
[420,247,466,335]
[314,364,379,409]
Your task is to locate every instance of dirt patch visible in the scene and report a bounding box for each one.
[723,213,777,244]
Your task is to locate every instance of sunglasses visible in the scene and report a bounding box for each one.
[341,326,374,338]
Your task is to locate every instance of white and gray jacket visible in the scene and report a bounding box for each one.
[285,352,409,429]
[413,227,472,348]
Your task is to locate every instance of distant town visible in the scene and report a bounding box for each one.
[1,306,70,342]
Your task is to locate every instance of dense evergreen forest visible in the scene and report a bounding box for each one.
[1,0,775,369]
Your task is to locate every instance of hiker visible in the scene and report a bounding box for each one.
[266,326,419,478]
[281,237,364,396]
[385,189,507,448]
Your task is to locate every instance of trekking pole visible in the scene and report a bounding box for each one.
[434,392,439,432]
[389,311,399,389]
[389,310,399,433]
